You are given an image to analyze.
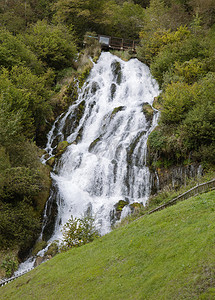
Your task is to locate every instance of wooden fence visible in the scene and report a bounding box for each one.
[148,178,215,215]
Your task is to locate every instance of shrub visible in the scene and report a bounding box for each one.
[0,256,18,278]
[60,216,100,251]
[160,82,196,124]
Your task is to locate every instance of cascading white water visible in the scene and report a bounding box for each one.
[42,52,160,240]
[14,52,160,275]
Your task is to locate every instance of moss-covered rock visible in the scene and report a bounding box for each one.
[78,63,93,88]
[153,96,162,110]
[142,102,154,122]
[46,157,55,167]
[88,137,101,152]
[111,199,129,222]
[115,200,129,212]
[129,202,143,213]
[111,106,126,119]
[56,141,69,157]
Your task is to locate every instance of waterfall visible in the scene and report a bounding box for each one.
[14,52,160,275]
[42,52,160,240]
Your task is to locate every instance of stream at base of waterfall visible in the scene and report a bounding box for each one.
[15,52,160,274]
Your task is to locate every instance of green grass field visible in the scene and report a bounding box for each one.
[1,190,215,299]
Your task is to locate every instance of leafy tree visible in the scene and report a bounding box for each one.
[109,2,145,38]
[0,0,57,33]
[0,0,31,33]
[0,28,43,74]
[182,102,215,150]
[53,0,104,38]
[1,167,41,202]
[142,0,170,33]
[150,34,209,85]
[23,20,77,70]
[0,100,23,148]
[138,25,190,64]
[0,65,55,142]
[9,66,53,137]
[173,58,205,84]
[0,201,41,251]
[188,0,215,27]
[180,73,215,152]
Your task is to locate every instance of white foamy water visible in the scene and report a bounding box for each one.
[14,52,160,276]
[41,52,160,241]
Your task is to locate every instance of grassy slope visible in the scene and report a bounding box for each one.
[1,191,215,300]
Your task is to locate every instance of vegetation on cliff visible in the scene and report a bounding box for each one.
[137,1,215,168]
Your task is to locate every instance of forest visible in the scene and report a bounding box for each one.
[0,0,214,276]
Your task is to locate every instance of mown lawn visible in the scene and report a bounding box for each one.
[1,190,215,299]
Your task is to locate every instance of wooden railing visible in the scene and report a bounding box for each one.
[148,178,215,215]
[109,37,137,51]
[84,34,138,52]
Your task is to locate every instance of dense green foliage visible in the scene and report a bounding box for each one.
[22,20,77,70]
[137,0,215,168]
[0,0,214,272]
[2,191,215,299]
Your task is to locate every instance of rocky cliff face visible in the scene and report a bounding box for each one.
[150,164,203,195]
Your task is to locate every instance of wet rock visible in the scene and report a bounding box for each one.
[129,202,143,213]
[110,83,116,100]
[91,82,99,94]
[42,186,59,241]
[88,136,102,152]
[150,164,204,194]
[111,199,129,222]
[111,60,122,84]
[127,131,146,165]
[47,157,55,167]
[111,106,126,119]
[56,141,69,157]
[34,255,52,267]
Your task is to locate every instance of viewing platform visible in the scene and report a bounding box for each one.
[84,34,138,52]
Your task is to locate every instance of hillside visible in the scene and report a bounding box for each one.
[1,190,215,299]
